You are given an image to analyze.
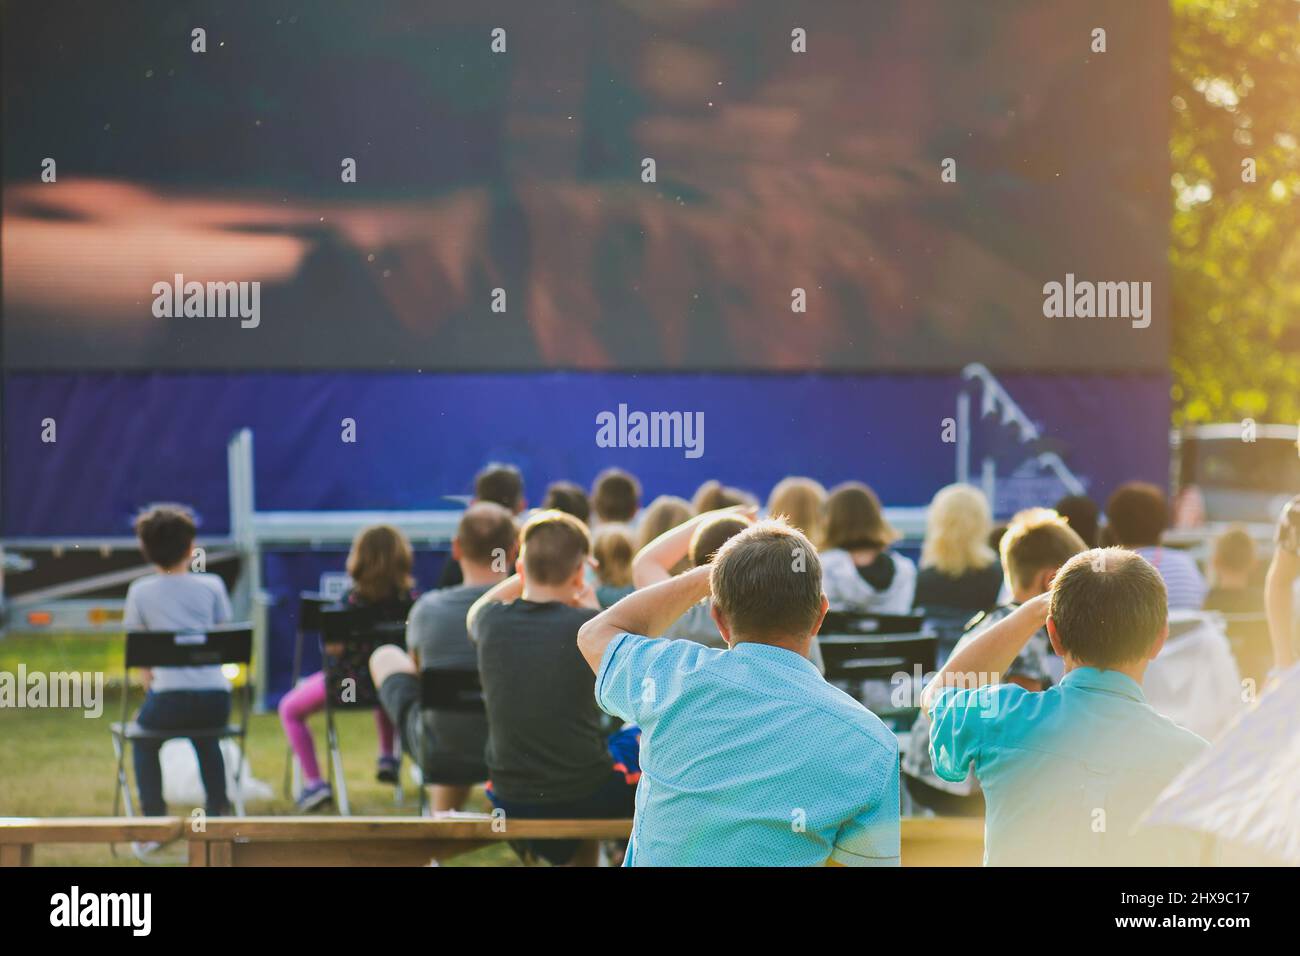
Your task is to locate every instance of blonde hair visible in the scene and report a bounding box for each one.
[999,508,1087,593]
[347,524,414,603]
[592,524,636,587]
[766,477,827,544]
[920,484,996,576]
[691,480,753,515]
[637,495,692,551]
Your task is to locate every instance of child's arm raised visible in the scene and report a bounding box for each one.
[579,565,712,672]
[632,506,753,588]
[465,573,523,642]
[920,593,1050,712]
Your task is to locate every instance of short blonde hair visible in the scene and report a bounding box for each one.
[766,477,827,544]
[1000,508,1087,593]
[920,484,996,576]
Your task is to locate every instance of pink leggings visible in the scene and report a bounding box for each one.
[278,671,394,785]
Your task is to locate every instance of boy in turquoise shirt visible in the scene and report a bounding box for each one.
[579,519,900,866]
[921,548,1212,866]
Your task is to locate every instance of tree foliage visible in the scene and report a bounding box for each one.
[1172,0,1300,425]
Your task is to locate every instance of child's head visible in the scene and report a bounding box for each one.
[475,463,526,514]
[453,502,518,574]
[691,480,752,515]
[1104,481,1168,548]
[637,495,692,550]
[710,519,826,647]
[591,468,641,523]
[1211,526,1256,587]
[520,509,591,588]
[592,524,636,588]
[134,504,197,570]
[1000,508,1088,600]
[689,514,753,567]
[347,524,414,603]
[1047,548,1168,670]
[542,481,591,525]
[766,477,828,544]
[1053,494,1100,548]
[823,481,899,552]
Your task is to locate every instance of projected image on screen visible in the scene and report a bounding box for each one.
[2,0,1167,372]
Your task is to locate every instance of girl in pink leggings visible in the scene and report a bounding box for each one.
[280,525,414,812]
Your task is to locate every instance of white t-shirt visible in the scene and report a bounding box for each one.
[123,572,233,692]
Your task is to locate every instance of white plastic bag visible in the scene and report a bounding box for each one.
[159,737,273,807]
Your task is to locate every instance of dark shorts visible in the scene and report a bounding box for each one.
[487,770,637,866]
[377,672,488,785]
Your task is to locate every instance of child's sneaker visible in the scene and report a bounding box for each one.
[295,781,332,813]
[376,755,399,784]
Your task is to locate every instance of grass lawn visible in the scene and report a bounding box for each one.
[0,632,519,866]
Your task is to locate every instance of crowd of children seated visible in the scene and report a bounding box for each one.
[124,464,1297,866]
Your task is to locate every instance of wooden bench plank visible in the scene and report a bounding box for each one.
[0,817,184,844]
[0,815,982,867]
[191,816,634,842]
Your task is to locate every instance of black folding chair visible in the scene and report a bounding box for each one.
[415,668,486,815]
[110,625,254,823]
[318,603,410,814]
[820,610,929,636]
[282,592,341,798]
[818,631,938,728]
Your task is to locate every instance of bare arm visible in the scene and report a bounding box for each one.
[919,594,1051,712]
[1265,547,1299,672]
[466,574,523,642]
[578,565,712,672]
[632,506,752,588]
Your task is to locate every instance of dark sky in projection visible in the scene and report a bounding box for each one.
[2,0,1169,372]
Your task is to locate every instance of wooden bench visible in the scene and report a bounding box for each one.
[188,816,632,866]
[1,815,983,866]
[191,816,983,866]
[0,816,184,867]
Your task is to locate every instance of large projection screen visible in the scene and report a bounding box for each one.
[2,0,1168,372]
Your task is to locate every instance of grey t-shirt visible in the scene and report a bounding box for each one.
[406,584,492,774]
[123,572,233,692]
[471,600,609,804]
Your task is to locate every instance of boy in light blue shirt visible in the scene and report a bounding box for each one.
[921,548,1212,866]
[578,518,899,866]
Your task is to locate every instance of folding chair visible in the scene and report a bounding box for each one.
[415,668,485,816]
[820,610,929,636]
[318,603,410,815]
[282,592,341,799]
[818,631,938,729]
[110,626,254,825]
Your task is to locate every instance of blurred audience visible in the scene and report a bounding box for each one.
[1053,493,1101,548]
[820,481,916,615]
[1105,481,1207,610]
[591,468,641,526]
[765,476,827,543]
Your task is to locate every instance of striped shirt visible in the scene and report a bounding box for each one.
[1134,546,1207,611]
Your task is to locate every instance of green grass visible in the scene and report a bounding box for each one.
[0,632,518,866]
